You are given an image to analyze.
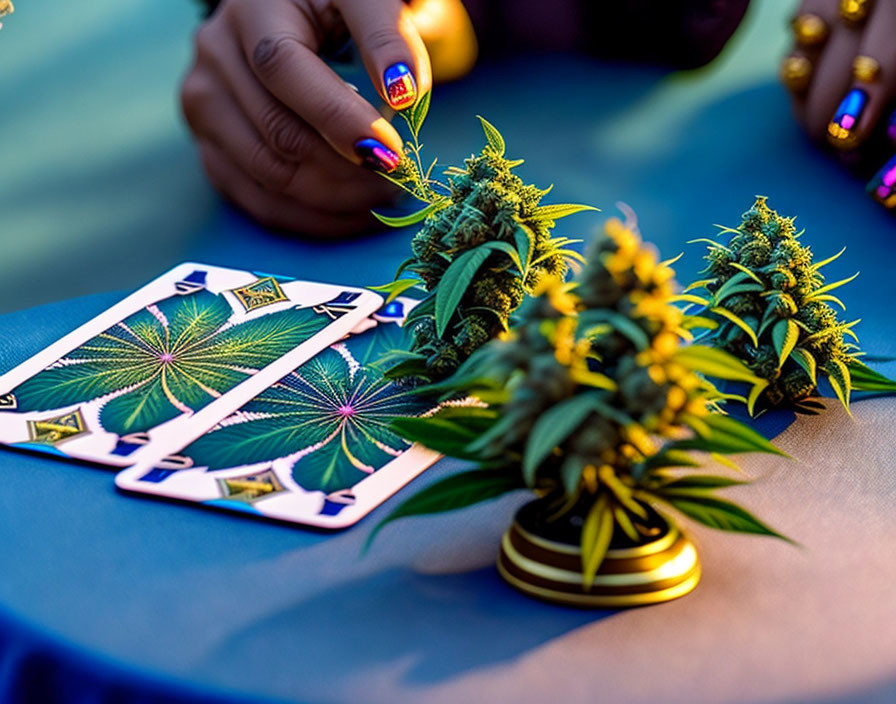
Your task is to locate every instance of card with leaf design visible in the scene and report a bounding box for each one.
[0,263,382,467]
[114,297,445,529]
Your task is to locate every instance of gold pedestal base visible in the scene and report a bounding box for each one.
[497,510,701,608]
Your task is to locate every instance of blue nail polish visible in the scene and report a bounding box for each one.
[827,88,868,147]
[355,138,400,173]
[384,63,417,110]
[887,110,896,143]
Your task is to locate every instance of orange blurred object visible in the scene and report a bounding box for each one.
[408,0,478,82]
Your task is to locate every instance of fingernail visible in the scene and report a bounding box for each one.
[384,62,417,110]
[887,110,896,144]
[868,154,896,209]
[827,88,868,148]
[355,138,400,173]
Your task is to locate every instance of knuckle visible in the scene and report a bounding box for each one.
[248,140,296,192]
[180,75,213,129]
[315,96,353,130]
[259,103,311,158]
[252,33,301,80]
[362,26,403,54]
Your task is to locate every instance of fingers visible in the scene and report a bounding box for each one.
[835,0,896,148]
[785,1,839,127]
[231,0,404,171]
[198,141,376,237]
[335,0,432,111]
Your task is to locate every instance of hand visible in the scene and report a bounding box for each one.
[181,0,432,236]
[781,0,896,210]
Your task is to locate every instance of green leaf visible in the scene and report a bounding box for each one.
[747,379,769,416]
[409,90,431,138]
[714,282,765,305]
[664,494,791,542]
[530,203,600,222]
[824,359,852,414]
[434,247,493,338]
[581,495,614,589]
[813,294,846,311]
[642,449,702,470]
[659,475,748,492]
[561,455,586,496]
[672,346,760,384]
[366,468,522,550]
[684,279,717,293]
[523,393,599,486]
[479,240,524,275]
[673,412,788,457]
[514,224,534,275]
[671,294,710,306]
[847,359,896,392]
[729,263,763,283]
[369,278,421,303]
[812,246,846,271]
[477,115,506,156]
[372,200,442,228]
[809,272,859,298]
[710,307,759,347]
[712,271,762,304]
[772,319,799,369]
[791,348,817,385]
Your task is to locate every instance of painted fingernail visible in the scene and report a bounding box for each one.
[355,138,400,173]
[827,88,868,148]
[887,110,896,144]
[868,154,896,209]
[384,62,417,110]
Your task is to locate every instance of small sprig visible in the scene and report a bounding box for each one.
[372,92,598,384]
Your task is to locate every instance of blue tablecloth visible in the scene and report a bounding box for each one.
[3,1,896,702]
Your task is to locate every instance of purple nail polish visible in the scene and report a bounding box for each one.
[355,138,400,173]
[887,110,896,143]
[867,153,896,209]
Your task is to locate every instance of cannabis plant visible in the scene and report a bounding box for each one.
[682,197,896,414]
[369,216,790,586]
[373,93,597,383]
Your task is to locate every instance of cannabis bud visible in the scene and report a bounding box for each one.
[373,95,595,383]
[684,197,862,412]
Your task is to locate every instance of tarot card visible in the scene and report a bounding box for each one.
[114,297,445,529]
[0,263,382,467]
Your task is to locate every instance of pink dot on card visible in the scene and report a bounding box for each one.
[159,353,174,363]
[337,405,355,417]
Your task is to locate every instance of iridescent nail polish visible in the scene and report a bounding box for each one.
[867,154,896,209]
[887,110,896,144]
[827,88,868,148]
[355,138,400,173]
[384,63,417,110]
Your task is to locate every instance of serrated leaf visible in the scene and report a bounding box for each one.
[581,494,614,589]
[672,345,759,384]
[434,247,493,337]
[790,348,817,385]
[514,224,534,275]
[530,203,600,222]
[664,494,791,542]
[409,90,431,137]
[772,319,799,369]
[711,307,759,347]
[522,393,598,485]
[477,115,505,156]
[366,468,521,550]
[372,200,443,228]
[824,359,852,414]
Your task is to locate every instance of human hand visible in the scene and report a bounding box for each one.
[182,0,432,236]
[781,0,896,210]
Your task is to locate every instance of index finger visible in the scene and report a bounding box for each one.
[234,0,404,172]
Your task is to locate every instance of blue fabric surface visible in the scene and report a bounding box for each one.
[3,1,896,701]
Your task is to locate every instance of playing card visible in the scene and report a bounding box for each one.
[0,263,382,467]
[114,297,445,529]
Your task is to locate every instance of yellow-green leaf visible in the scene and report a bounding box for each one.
[711,307,759,347]
[477,115,505,156]
[581,495,614,589]
[772,318,799,369]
